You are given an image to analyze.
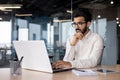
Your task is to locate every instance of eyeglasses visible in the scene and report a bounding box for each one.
[71,21,86,28]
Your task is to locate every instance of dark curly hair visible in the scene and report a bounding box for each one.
[72,8,92,22]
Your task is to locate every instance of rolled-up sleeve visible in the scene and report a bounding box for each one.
[63,38,75,61]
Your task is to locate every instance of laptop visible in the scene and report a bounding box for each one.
[13,40,73,73]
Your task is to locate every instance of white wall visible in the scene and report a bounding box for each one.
[18,28,28,41]
[0,21,11,44]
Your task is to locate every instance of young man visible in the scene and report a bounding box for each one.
[52,8,104,68]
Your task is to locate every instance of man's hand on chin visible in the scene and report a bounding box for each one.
[71,31,83,46]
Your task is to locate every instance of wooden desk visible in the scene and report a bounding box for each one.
[1,65,120,80]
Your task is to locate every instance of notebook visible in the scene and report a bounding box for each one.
[13,40,72,73]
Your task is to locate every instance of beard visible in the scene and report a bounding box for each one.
[75,26,88,34]
[83,26,88,34]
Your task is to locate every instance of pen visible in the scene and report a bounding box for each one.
[14,56,24,74]
[18,56,24,66]
[74,68,85,72]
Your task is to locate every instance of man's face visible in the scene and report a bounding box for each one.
[73,16,89,34]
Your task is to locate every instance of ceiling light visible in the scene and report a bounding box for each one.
[4,12,9,14]
[53,19,72,22]
[119,24,120,27]
[0,7,5,10]
[66,10,73,14]
[1,9,12,11]
[0,4,22,9]
[97,15,101,18]
[0,17,3,20]
[15,14,32,16]
[116,17,119,20]
[110,1,114,4]
[116,21,119,24]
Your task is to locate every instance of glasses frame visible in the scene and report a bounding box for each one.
[72,21,86,28]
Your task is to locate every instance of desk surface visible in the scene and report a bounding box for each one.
[1,65,120,80]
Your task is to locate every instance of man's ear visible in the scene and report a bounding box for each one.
[87,22,91,27]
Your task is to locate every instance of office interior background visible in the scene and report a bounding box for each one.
[0,0,120,67]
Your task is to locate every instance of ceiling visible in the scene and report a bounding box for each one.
[0,0,120,18]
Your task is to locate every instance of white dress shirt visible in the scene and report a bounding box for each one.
[63,30,104,68]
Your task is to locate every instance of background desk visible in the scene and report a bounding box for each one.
[0,65,120,80]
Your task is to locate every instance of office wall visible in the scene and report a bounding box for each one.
[12,17,117,64]
[29,23,41,40]
[96,19,117,65]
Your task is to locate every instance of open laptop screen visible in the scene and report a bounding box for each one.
[13,40,53,73]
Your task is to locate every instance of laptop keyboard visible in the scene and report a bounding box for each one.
[52,68,62,70]
[52,67,73,73]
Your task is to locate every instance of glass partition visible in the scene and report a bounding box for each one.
[0,0,120,67]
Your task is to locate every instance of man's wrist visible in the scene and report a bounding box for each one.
[70,39,78,46]
[70,42,76,46]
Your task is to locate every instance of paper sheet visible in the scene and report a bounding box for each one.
[72,69,97,76]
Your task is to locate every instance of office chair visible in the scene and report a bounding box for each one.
[98,46,105,65]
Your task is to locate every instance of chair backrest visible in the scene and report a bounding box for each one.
[98,46,105,65]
